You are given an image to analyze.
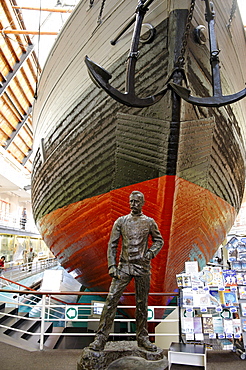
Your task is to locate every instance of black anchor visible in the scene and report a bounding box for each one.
[169,0,246,107]
[85,0,168,108]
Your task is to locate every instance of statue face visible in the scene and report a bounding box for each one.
[129,194,143,214]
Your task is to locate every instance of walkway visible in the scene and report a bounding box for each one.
[2,258,58,285]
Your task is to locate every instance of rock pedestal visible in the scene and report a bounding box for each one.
[77,340,168,370]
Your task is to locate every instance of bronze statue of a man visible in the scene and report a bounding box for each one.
[89,190,164,352]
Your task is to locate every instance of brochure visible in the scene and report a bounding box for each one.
[202,315,214,334]
[185,261,199,274]
[236,272,246,285]
[241,318,246,331]
[176,274,183,288]
[191,273,203,289]
[240,303,246,317]
[209,289,221,306]
[222,270,237,287]
[223,319,233,335]
[232,318,242,337]
[182,288,194,306]
[239,286,246,299]
[193,288,210,307]
[222,290,238,307]
[212,267,224,287]
[232,261,242,271]
[193,317,203,334]
[238,243,246,262]
[182,317,194,334]
[199,267,213,285]
[182,274,192,287]
[228,247,237,262]
[213,317,224,334]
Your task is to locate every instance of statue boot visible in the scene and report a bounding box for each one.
[138,336,157,352]
[89,334,107,351]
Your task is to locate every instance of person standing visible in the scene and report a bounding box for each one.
[27,248,35,271]
[20,208,27,230]
[89,190,164,352]
[22,249,28,270]
[0,256,5,276]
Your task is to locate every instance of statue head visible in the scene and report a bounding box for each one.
[129,191,145,215]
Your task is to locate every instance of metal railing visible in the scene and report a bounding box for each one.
[0,289,180,350]
[0,276,70,320]
[1,258,59,283]
[0,211,39,234]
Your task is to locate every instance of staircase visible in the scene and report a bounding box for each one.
[0,267,96,351]
[0,302,63,350]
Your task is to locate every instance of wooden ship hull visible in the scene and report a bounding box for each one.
[32,0,246,308]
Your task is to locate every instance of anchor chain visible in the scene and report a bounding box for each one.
[97,0,107,24]
[227,0,237,29]
[176,0,196,68]
[138,0,146,5]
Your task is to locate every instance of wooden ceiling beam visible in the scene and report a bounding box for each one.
[12,6,73,13]
[1,0,33,49]
[2,29,58,35]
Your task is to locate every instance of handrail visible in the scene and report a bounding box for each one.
[2,258,58,283]
[0,277,37,292]
[0,290,180,350]
[0,275,72,305]
[0,289,179,296]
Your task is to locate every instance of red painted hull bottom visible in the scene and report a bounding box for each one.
[37,176,236,310]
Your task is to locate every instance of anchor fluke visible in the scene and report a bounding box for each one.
[85,55,167,108]
[85,56,112,89]
[169,82,246,108]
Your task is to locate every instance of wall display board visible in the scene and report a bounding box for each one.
[177,261,246,360]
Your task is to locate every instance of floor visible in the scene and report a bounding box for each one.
[0,341,246,370]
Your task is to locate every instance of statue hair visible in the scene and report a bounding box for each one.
[130,191,145,203]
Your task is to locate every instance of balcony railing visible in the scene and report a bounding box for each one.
[0,211,39,234]
[1,258,59,283]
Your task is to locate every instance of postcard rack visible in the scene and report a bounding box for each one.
[176,261,246,360]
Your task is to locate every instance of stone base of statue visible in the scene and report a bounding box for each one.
[77,340,168,370]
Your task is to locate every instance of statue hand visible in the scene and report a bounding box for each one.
[145,250,153,260]
[109,265,119,279]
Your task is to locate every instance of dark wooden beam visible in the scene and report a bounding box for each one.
[4,106,32,150]
[0,44,34,97]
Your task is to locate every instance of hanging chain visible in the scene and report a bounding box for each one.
[227,0,237,29]
[138,0,146,6]
[176,0,196,68]
[97,0,107,24]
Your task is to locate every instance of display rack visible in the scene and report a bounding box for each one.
[176,260,246,360]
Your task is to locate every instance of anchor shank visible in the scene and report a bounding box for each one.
[205,0,222,97]
[125,3,147,96]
